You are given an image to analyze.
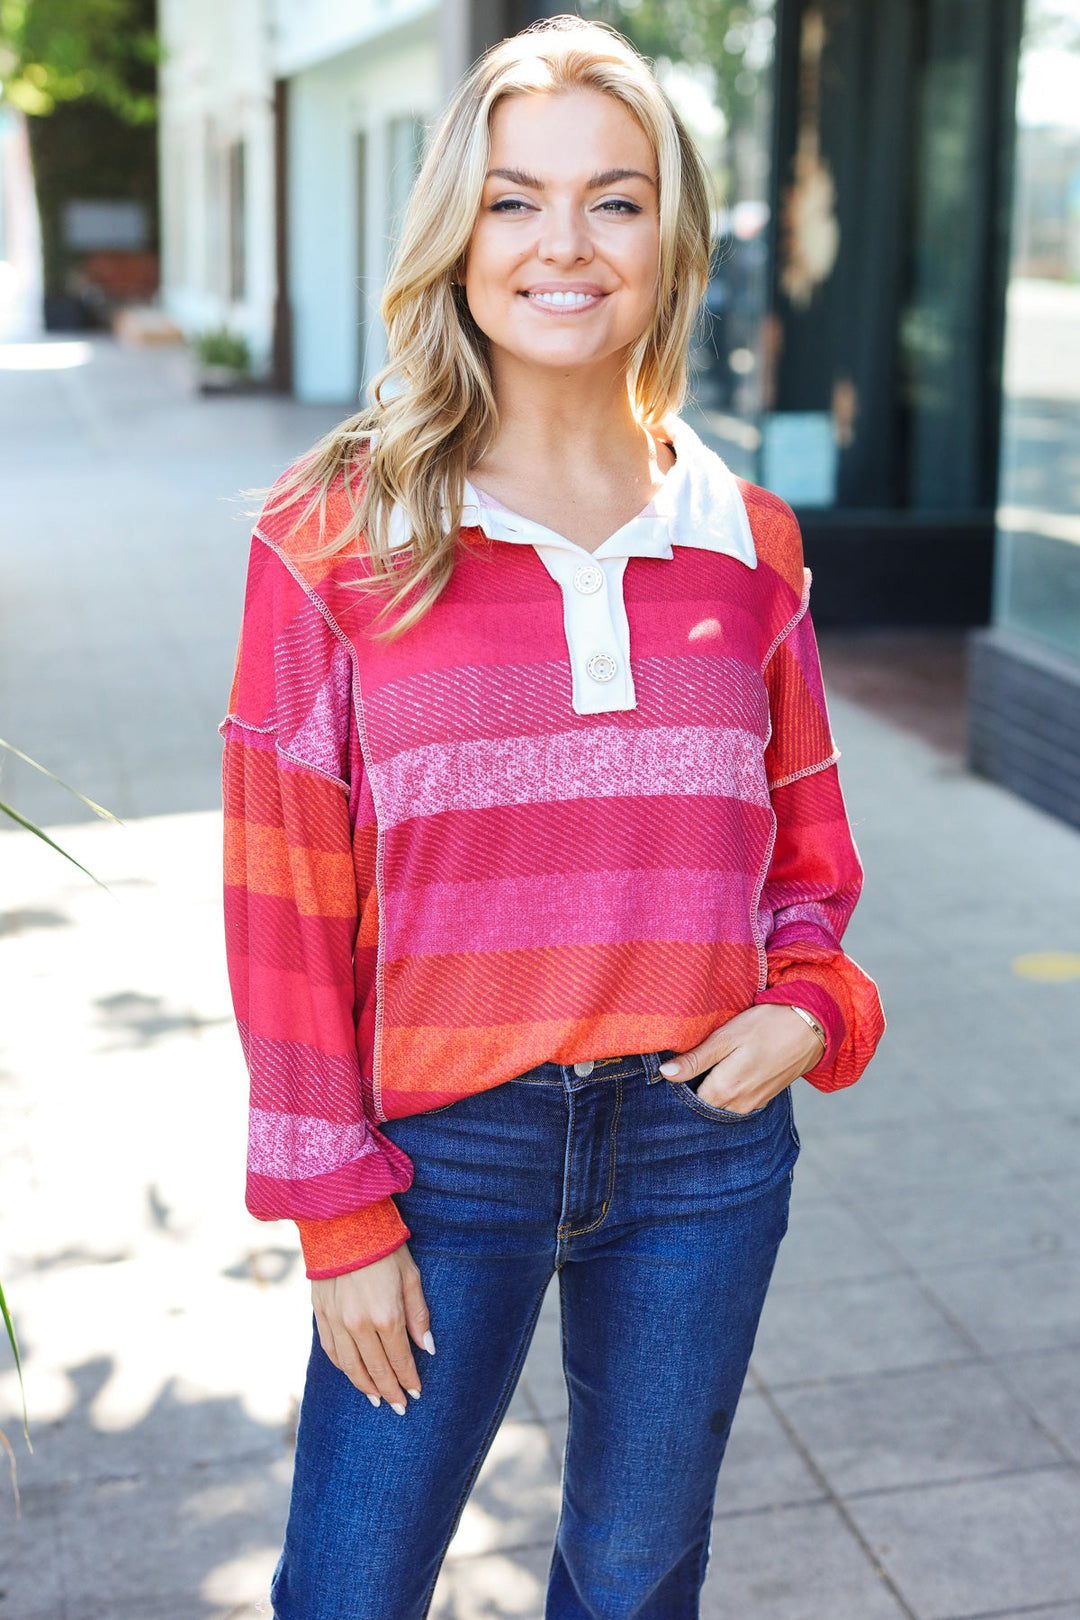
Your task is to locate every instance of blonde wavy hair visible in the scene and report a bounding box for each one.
[265,14,714,636]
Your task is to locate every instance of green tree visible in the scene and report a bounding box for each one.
[0,0,158,123]
[583,0,776,122]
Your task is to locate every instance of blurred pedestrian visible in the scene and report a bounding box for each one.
[221,16,884,1618]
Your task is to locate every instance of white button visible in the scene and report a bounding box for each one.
[573,1060,595,1077]
[586,652,618,683]
[573,564,604,595]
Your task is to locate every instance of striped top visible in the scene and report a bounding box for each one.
[221,438,885,1278]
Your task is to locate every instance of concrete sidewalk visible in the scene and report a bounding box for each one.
[2,338,1079,1620]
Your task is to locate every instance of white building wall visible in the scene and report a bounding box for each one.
[287,16,439,403]
[159,0,439,393]
[158,0,277,370]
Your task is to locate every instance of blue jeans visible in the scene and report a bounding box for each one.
[272,1051,799,1620]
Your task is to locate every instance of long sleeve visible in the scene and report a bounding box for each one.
[753,576,885,1090]
[221,532,414,1277]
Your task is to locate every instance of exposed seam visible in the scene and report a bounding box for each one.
[259,532,390,1122]
[767,749,841,793]
[760,567,811,675]
[220,713,276,735]
[749,814,778,995]
[220,714,350,791]
[351,665,388,1122]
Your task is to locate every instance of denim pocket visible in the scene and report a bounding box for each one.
[668,1080,774,1124]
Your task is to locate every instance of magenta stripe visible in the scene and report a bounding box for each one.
[383,866,760,958]
[371,725,769,827]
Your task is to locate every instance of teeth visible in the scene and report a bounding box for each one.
[529,290,594,307]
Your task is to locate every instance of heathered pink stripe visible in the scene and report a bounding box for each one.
[248,1108,385,1179]
[383,867,759,957]
[371,726,770,827]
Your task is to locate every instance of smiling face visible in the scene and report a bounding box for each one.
[463,87,662,382]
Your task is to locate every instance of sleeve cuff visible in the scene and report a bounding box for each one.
[754,978,844,1085]
[296,1196,411,1279]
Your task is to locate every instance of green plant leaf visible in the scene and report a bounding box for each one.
[0,1277,30,1452]
[0,737,120,822]
[0,796,111,889]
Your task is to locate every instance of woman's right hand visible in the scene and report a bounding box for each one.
[311,1242,434,1414]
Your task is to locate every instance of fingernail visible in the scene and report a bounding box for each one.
[366,1394,381,1408]
[659,1061,680,1077]
[423,1331,436,1355]
[406,1387,421,1400]
[391,1401,407,1416]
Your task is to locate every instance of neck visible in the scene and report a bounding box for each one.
[479,350,652,479]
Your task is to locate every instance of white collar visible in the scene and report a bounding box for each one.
[385,416,757,568]
[460,416,756,569]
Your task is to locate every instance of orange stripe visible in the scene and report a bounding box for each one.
[296,1197,409,1274]
[382,938,760,1026]
[224,817,356,916]
[378,1009,740,1111]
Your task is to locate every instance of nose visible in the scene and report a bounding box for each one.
[537,200,594,268]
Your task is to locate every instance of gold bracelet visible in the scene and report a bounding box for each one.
[788,1003,827,1050]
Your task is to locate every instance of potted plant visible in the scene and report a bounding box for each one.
[192,326,255,394]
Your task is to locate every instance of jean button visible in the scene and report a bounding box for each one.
[572,1060,595,1077]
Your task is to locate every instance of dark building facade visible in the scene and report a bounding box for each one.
[969,2,1080,830]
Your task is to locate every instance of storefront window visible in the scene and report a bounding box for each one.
[580,0,777,478]
[994,0,1080,661]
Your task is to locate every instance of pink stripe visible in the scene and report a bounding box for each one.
[361,653,769,758]
[371,725,769,827]
[383,867,759,957]
[248,1108,383,1178]
[246,1150,412,1222]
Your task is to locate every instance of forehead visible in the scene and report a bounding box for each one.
[488,87,656,172]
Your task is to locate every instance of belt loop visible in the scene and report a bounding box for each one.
[646,1048,676,1084]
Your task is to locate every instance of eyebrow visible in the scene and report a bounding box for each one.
[485,166,657,189]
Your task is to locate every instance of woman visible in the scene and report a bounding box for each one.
[221,17,884,1619]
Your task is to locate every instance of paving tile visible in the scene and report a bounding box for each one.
[922,1255,1080,1357]
[1035,1169,1080,1227]
[867,1177,1070,1271]
[990,1109,1080,1179]
[976,1608,1080,1619]
[846,1467,1080,1618]
[699,1500,908,1619]
[0,1486,65,1620]
[752,1273,972,1387]
[771,1195,904,1289]
[803,1116,1015,1201]
[997,1347,1080,1459]
[712,1392,824,1515]
[516,1285,566,1425]
[431,1541,552,1618]
[445,1420,561,1564]
[774,1363,1059,1495]
[49,1455,290,1620]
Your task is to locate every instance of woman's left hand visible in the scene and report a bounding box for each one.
[658,1004,824,1113]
